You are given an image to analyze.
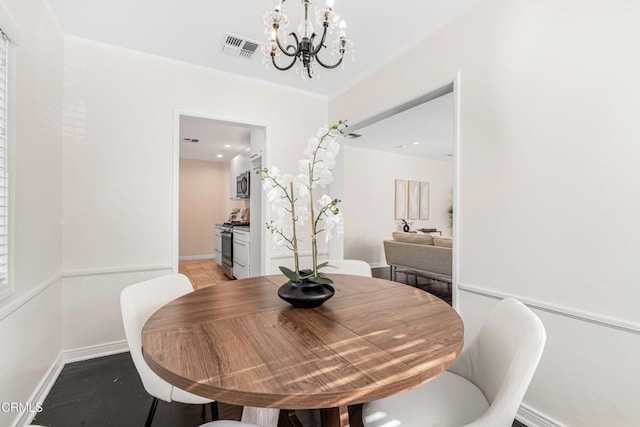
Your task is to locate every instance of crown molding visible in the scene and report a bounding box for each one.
[64,35,328,101]
[0,0,20,44]
[41,0,65,37]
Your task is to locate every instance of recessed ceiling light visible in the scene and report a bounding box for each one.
[412,141,420,145]
[217,154,224,158]
[224,144,231,148]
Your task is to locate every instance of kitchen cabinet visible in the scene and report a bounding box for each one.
[250,128,264,161]
[233,228,251,279]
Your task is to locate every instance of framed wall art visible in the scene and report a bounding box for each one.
[394,179,407,220]
[419,181,430,220]
[408,180,420,220]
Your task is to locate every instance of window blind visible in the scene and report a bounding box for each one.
[0,31,9,291]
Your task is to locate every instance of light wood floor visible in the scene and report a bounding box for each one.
[179,258,232,290]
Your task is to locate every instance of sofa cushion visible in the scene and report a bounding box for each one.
[392,232,434,245]
[433,237,453,248]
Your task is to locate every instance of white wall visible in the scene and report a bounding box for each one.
[343,146,453,266]
[179,159,228,258]
[330,0,640,425]
[61,38,327,349]
[0,0,64,426]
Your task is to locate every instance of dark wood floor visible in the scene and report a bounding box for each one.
[33,269,525,427]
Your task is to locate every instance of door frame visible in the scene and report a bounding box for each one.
[335,73,461,308]
[171,110,271,275]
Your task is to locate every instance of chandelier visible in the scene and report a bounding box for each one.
[263,0,352,80]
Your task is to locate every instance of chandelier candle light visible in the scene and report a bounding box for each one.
[263,0,352,80]
[261,120,347,308]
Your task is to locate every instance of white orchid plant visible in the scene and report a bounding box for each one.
[261,120,348,285]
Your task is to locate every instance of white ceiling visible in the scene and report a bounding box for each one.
[345,92,454,161]
[47,0,482,96]
[179,116,251,162]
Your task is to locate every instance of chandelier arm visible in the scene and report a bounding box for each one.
[311,24,329,55]
[275,32,300,57]
[271,54,298,71]
[315,51,344,69]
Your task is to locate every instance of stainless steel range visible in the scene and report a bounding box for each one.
[220,220,251,279]
[220,224,234,279]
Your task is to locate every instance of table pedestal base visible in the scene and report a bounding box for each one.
[242,405,363,427]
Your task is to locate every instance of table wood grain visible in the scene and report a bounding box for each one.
[141,274,463,425]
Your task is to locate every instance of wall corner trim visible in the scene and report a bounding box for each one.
[458,282,640,335]
[62,264,174,279]
[0,274,62,321]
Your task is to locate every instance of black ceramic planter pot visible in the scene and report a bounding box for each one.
[278,280,335,309]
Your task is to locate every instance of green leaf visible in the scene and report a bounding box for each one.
[299,269,314,277]
[279,266,302,282]
[308,275,334,285]
[316,261,330,269]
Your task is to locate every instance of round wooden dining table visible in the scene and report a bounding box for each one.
[141,274,464,427]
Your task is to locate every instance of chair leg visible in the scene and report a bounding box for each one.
[145,397,159,427]
[201,404,206,423]
[211,401,219,421]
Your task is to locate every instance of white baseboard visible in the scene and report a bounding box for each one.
[517,402,566,427]
[61,339,129,364]
[179,254,215,261]
[12,353,65,427]
[12,340,130,427]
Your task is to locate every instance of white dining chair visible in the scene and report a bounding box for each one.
[325,259,372,277]
[120,273,219,427]
[362,297,546,427]
[199,423,261,427]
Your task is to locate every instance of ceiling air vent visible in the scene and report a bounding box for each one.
[222,33,261,60]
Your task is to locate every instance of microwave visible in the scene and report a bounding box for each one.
[236,171,250,199]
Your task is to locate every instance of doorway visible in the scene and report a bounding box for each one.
[332,76,460,306]
[172,111,269,280]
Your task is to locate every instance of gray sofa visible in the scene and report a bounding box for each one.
[383,232,452,283]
